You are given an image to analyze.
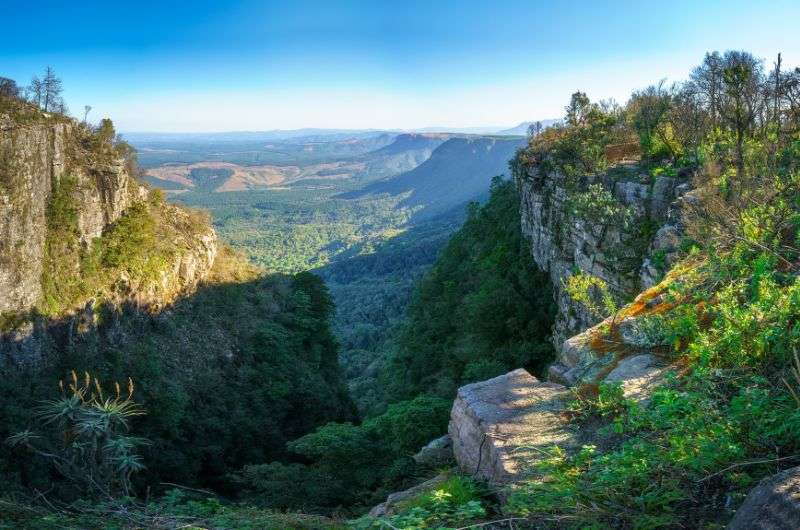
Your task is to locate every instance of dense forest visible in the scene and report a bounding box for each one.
[167,132,522,417]
[384,178,556,401]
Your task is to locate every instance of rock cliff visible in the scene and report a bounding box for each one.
[0,101,218,360]
[514,156,690,363]
[0,110,141,313]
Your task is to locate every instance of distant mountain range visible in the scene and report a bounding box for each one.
[342,135,527,219]
[123,119,559,145]
[494,119,561,136]
[123,129,394,144]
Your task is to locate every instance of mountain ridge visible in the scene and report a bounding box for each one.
[342,135,526,219]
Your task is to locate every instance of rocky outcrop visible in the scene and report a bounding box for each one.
[603,354,669,403]
[368,473,450,517]
[0,112,143,314]
[547,274,677,387]
[412,434,453,468]
[449,369,575,483]
[728,465,800,529]
[516,160,689,352]
[0,107,219,361]
[123,204,218,311]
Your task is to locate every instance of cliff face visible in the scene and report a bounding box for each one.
[516,159,690,376]
[0,104,218,360]
[0,114,143,313]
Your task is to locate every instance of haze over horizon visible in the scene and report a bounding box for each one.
[3,0,799,132]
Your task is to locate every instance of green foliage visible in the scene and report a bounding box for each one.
[6,373,146,499]
[507,249,800,528]
[0,493,346,530]
[175,187,412,273]
[320,216,461,415]
[567,183,633,227]
[1,263,355,499]
[508,365,800,528]
[351,476,488,530]
[494,50,800,529]
[387,178,556,400]
[564,273,618,321]
[520,92,631,179]
[39,186,181,316]
[236,395,451,511]
[628,82,681,160]
[40,175,82,315]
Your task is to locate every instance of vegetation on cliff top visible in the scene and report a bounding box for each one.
[353,49,800,530]
[473,50,800,529]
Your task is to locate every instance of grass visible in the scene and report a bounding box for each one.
[0,495,346,530]
[503,251,800,529]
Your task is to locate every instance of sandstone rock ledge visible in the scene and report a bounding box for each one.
[449,369,576,483]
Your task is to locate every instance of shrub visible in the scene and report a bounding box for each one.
[6,372,146,499]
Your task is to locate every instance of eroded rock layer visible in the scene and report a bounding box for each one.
[516,160,689,351]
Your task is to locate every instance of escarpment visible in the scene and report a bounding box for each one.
[514,153,692,377]
[0,101,218,360]
[0,114,138,313]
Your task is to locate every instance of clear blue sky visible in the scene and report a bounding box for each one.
[3,0,799,132]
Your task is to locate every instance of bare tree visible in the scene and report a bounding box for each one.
[26,76,43,107]
[691,51,724,126]
[784,68,800,132]
[42,67,63,112]
[83,105,93,123]
[773,53,782,128]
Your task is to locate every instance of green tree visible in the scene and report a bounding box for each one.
[386,178,556,400]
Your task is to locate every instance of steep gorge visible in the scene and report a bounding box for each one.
[0,97,354,498]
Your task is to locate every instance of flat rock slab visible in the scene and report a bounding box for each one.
[449,368,575,483]
[729,465,800,529]
[603,354,670,403]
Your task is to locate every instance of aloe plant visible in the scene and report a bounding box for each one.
[6,371,147,499]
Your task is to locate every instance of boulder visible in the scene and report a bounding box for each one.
[413,434,453,467]
[728,465,800,529]
[449,369,575,483]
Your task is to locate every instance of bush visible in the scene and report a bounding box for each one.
[6,373,146,499]
[351,476,488,530]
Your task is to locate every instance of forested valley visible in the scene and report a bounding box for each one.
[4,45,800,530]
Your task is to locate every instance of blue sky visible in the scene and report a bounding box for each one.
[3,0,799,132]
